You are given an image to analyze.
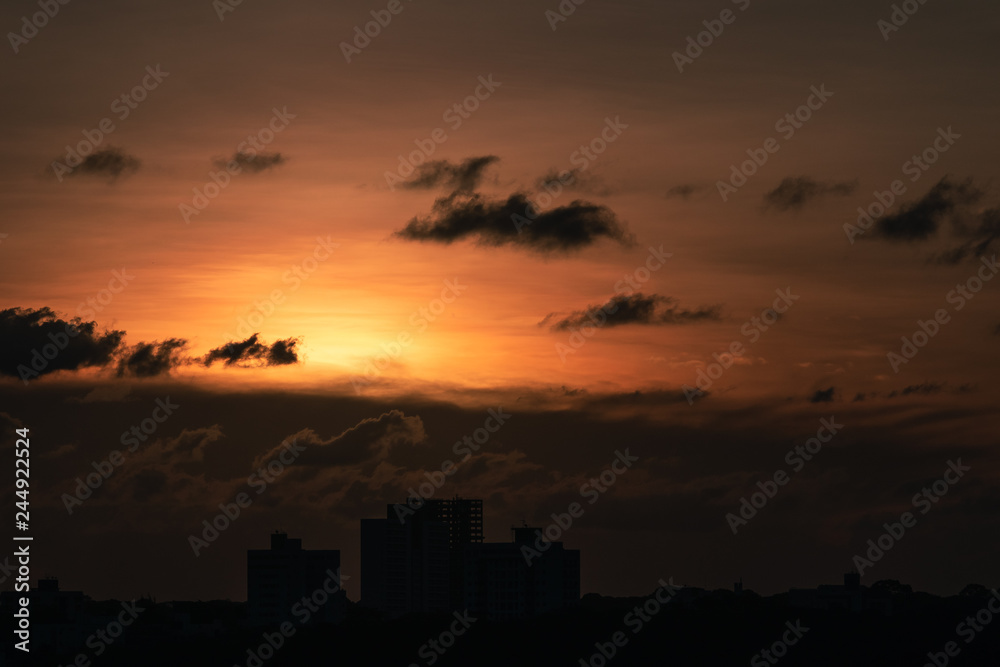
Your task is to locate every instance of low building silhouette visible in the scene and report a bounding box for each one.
[788,571,892,615]
[462,525,580,619]
[247,531,344,626]
[0,578,91,654]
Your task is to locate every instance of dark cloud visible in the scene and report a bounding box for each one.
[117,339,189,378]
[857,176,1000,263]
[202,333,300,367]
[544,293,722,331]
[394,157,631,253]
[267,338,299,365]
[214,151,286,174]
[887,382,945,398]
[69,384,133,403]
[4,381,998,602]
[809,387,836,403]
[666,184,699,200]
[854,382,951,401]
[0,307,124,380]
[764,177,857,211]
[112,426,228,503]
[255,410,426,469]
[0,308,304,381]
[535,168,612,196]
[57,146,140,181]
[399,156,499,192]
[873,177,984,242]
[576,388,696,410]
[395,191,633,253]
[131,469,169,502]
[934,207,1000,264]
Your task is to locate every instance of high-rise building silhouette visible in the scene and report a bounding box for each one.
[425,496,484,548]
[421,496,483,607]
[247,531,344,626]
[361,501,451,617]
[462,526,580,619]
[361,499,580,619]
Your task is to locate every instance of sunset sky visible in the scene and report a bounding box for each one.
[1,0,999,603]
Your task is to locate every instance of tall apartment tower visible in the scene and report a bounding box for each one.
[425,497,484,549]
[361,503,451,618]
[423,497,483,608]
[361,496,484,616]
[247,532,344,626]
[362,497,581,619]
